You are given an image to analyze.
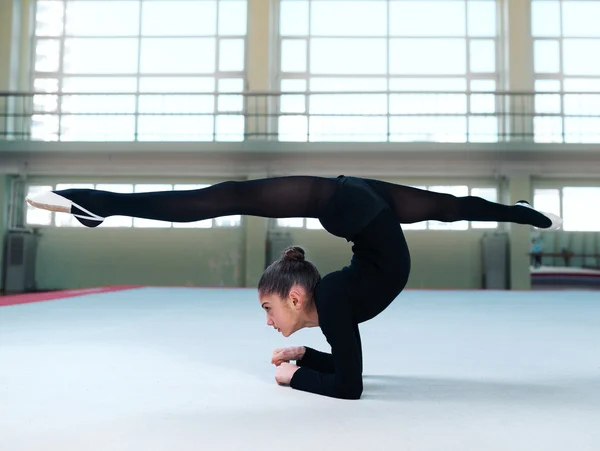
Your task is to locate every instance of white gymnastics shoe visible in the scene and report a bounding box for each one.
[26,191,105,227]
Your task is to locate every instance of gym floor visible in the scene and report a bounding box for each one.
[1,287,599,451]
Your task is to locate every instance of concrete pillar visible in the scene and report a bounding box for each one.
[244,0,276,139]
[500,0,534,141]
[508,175,532,290]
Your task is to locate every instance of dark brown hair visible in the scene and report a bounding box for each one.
[258,245,321,300]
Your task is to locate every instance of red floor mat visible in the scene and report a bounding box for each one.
[0,286,143,307]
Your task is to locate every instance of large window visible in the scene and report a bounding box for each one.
[532,0,600,143]
[32,0,247,141]
[278,0,499,142]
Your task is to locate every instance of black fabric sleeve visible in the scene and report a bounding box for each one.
[295,347,335,373]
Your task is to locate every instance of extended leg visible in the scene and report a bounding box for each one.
[27,176,338,227]
[363,179,556,229]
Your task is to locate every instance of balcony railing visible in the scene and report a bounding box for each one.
[1,90,600,143]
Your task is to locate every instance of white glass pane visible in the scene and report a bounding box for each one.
[311,38,386,74]
[280,0,309,36]
[564,94,600,115]
[60,115,135,141]
[533,189,560,216]
[469,117,498,142]
[281,79,307,91]
[64,39,138,74]
[218,94,243,112]
[428,185,469,230]
[534,40,560,73]
[140,77,215,93]
[563,39,600,75]
[562,187,600,231]
[535,79,561,92]
[65,1,139,36]
[219,1,247,35]
[278,116,307,141]
[402,223,428,230]
[311,1,387,36]
[35,1,64,36]
[219,39,245,71]
[133,185,173,228]
[141,38,216,74]
[142,1,216,36]
[390,94,467,114]
[389,78,467,91]
[310,94,387,115]
[390,1,465,36]
[471,94,495,113]
[390,117,466,142]
[471,80,496,91]
[61,95,136,114]
[564,117,600,143]
[62,77,137,93]
[562,2,600,37]
[172,184,213,228]
[467,0,496,37]
[55,184,95,228]
[531,0,560,37]
[309,117,387,141]
[277,218,304,227]
[534,117,563,143]
[34,78,59,93]
[310,78,387,92]
[470,40,496,72]
[138,94,214,114]
[31,115,59,141]
[214,215,241,227]
[219,78,244,92]
[26,185,53,225]
[470,187,498,228]
[137,116,214,141]
[535,93,561,114]
[390,39,466,74]
[281,95,305,113]
[33,94,58,113]
[564,78,600,92]
[95,184,134,227]
[281,40,307,72]
[216,115,244,141]
[35,39,60,72]
[306,218,324,230]
[402,221,428,230]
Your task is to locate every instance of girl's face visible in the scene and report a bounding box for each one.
[259,288,307,337]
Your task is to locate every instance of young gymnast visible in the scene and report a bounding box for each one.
[26,175,561,400]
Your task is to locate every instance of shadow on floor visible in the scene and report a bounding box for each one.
[361,374,599,407]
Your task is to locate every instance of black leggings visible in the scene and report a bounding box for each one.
[57,175,551,229]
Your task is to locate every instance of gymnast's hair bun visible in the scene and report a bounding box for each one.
[283,246,305,262]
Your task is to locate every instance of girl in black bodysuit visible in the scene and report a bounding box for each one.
[26,175,560,399]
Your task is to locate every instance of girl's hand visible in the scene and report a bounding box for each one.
[271,346,306,366]
[275,362,300,385]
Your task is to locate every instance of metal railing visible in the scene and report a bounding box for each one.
[1,90,600,143]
